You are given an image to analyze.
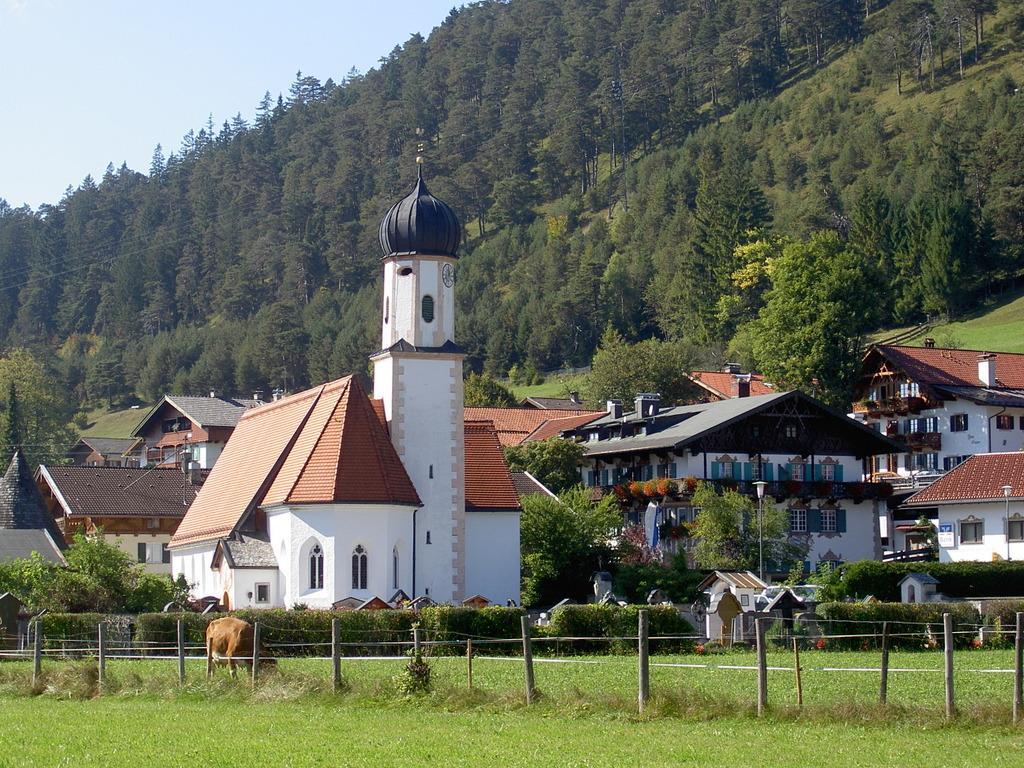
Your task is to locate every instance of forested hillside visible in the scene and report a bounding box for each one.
[0,0,1022,423]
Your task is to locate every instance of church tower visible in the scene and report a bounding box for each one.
[372,167,465,602]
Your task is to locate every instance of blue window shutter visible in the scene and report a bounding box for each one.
[644,465,653,481]
[670,462,677,478]
[835,465,844,482]
[743,462,753,480]
[836,508,847,533]
[602,469,610,486]
[587,470,595,487]
[779,464,789,481]
[764,463,774,481]
[808,508,822,533]
[803,560,811,574]
[813,464,822,481]
[711,462,720,480]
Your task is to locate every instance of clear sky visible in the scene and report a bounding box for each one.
[0,0,457,209]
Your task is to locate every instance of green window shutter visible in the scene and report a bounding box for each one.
[808,508,822,533]
[835,465,844,482]
[764,463,774,481]
[836,508,847,533]
[743,462,753,480]
[779,464,789,481]
[813,464,822,481]
[711,462,720,480]
[670,462,677,477]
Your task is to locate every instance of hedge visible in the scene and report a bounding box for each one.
[818,602,979,649]
[836,560,1024,602]
[546,604,693,653]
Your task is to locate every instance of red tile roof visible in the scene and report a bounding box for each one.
[522,411,603,442]
[171,377,419,548]
[464,421,521,510]
[689,371,774,400]
[876,345,1024,388]
[463,406,604,446]
[905,453,1024,505]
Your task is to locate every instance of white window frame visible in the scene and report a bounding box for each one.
[821,508,837,532]
[790,508,807,533]
[720,462,733,480]
[821,464,835,481]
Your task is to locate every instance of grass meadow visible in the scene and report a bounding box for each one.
[2,648,1024,766]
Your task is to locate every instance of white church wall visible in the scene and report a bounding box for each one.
[228,568,281,610]
[171,542,219,600]
[465,510,521,605]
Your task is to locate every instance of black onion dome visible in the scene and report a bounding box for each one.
[379,167,462,258]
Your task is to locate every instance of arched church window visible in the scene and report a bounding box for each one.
[309,543,324,590]
[392,546,399,590]
[352,545,368,590]
[421,294,435,323]
[385,297,389,324]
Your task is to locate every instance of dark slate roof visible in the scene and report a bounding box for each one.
[219,534,278,569]
[511,471,556,500]
[76,437,139,456]
[39,465,209,518]
[0,530,65,564]
[570,391,901,458]
[372,339,466,357]
[931,385,1024,408]
[132,395,263,435]
[521,396,588,411]
[0,451,63,542]
[379,168,462,259]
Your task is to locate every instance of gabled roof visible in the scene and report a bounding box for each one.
[904,453,1024,506]
[697,570,767,591]
[464,421,521,511]
[72,437,138,456]
[132,394,263,436]
[520,396,588,411]
[212,534,278,569]
[575,390,900,458]
[870,345,1024,389]
[0,451,64,543]
[0,529,66,564]
[522,411,603,443]
[39,465,208,519]
[510,471,557,500]
[171,377,420,548]
[687,371,774,400]
[464,406,604,446]
[899,572,940,585]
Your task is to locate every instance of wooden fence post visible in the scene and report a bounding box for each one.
[1014,612,1023,724]
[792,637,803,708]
[332,618,341,692]
[251,622,261,689]
[521,615,535,705]
[97,621,106,691]
[31,621,42,687]
[879,621,890,706]
[755,617,768,717]
[177,619,186,685]
[943,613,954,719]
[638,609,650,713]
[466,638,473,689]
[413,626,422,658]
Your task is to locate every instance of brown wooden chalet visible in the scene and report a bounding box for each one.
[66,437,140,467]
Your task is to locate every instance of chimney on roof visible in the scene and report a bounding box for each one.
[634,393,661,418]
[723,362,742,374]
[978,353,997,387]
[606,399,623,419]
[209,390,216,398]
[569,391,581,405]
[187,460,201,486]
[272,388,284,402]
[924,338,936,348]
[253,390,262,402]
[736,376,751,398]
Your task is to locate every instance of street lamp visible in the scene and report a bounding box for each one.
[1003,484,1014,561]
[754,481,768,582]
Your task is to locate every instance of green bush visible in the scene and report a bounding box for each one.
[979,599,1024,626]
[831,561,1024,602]
[547,604,693,653]
[38,613,109,649]
[818,602,979,649]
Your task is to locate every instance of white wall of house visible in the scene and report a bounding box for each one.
[465,510,521,605]
[172,542,218,598]
[219,564,281,610]
[265,503,415,609]
[935,500,1024,562]
[109,533,173,575]
[191,442,225,469]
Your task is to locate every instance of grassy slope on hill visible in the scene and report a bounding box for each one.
[902,291,1024,353]
[78,406,148,438]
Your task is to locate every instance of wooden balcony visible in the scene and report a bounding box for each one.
[853,396,928,417]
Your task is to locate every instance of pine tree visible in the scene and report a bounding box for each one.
[2,380,20,454]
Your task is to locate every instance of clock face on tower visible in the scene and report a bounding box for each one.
[442,263,455,287]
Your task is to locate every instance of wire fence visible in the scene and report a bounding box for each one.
[3,611,1024,720]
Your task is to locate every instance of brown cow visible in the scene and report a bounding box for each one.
[205,616,275,678]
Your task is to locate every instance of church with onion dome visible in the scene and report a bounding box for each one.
[168,170,523,609]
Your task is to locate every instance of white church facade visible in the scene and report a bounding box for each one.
[169,170,522,609]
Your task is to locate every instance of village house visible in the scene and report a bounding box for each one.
[684,365,774,402]
[65,437,140,467]
[169,170,522,609]
[0,451,65,565]
[36,464,208,574]
[129,393,264,470]
[463,405,602,446]
[852,343,1024,483]
[561,390,900,575]
[901,452,1024,563]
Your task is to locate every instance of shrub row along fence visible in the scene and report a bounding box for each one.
[3,607,1024,721]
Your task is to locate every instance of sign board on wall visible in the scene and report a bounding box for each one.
[938,523,954,548]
